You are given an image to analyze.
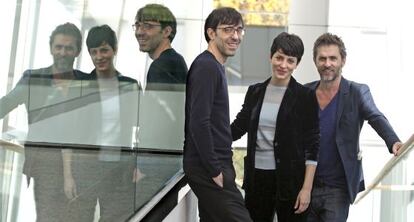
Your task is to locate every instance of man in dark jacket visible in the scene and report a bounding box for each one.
[306,33,403,222]
[0,22,87,222]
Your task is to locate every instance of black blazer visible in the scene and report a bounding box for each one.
[306,77,400,203]
[231,77,319,201]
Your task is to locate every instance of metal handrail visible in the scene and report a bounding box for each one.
[0,139,24,153]
[354,134,414,204]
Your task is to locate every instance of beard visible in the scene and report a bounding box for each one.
[53,57,75,72]
[217,42,238,58]
[320,67,341,83]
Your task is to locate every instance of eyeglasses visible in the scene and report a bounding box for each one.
[216,26,245,36]
[132,22,161,31]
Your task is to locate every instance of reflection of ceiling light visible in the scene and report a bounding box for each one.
[226,66,242,79]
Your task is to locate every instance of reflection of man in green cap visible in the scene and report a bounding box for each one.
[134,4,188,84]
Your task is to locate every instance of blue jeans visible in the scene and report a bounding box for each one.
[307,185,350,222]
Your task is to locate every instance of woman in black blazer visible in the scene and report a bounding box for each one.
[231,32,319,222]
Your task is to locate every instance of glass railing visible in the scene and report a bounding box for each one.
[354,134,414,222]
[0,141,183,222]
[0,77,185,150]
[0,71,185,221]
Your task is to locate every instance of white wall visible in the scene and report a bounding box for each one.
[288,0,329,84]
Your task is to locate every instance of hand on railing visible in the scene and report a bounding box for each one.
[392,141,404,156]
[355,134,414,204]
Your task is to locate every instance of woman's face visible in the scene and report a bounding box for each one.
[270,49,298,85]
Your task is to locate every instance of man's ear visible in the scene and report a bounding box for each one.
[163,26,172,38]
[207,28,216,41]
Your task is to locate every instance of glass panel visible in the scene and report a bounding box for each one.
[1,1,195,221]
[0,0,190,151]
[226,26,286,86]
[354,135,414,222]
[0,142,182,221]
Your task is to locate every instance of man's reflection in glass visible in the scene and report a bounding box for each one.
[63,24,142,221]
[134,4,188,85]
[0,23,87,221]
[133,4,187,151]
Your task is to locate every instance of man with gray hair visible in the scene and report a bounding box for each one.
[0,22,87,221]
[306,33,402,222]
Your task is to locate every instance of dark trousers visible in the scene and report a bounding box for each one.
[67,157,135,222]
[185,165,253,222]
[245,169,308,222]
[307,184,350,222]
[33,175,67,222]
[28,148,67,222]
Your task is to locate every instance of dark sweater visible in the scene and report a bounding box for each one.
[147,48,188,84]
[316,93,347,189]
[184,50,233,177]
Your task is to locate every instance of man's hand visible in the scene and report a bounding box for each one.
[294,188,311,214]
[212,172,223,188]
[392,142,403,156]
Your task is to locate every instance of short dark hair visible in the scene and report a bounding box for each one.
[204,7,243,43]
[49,22,82,52]
[86,25,117,51]
[313,33,347,61]
[135,4,177,42]
[270,32,304,64]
